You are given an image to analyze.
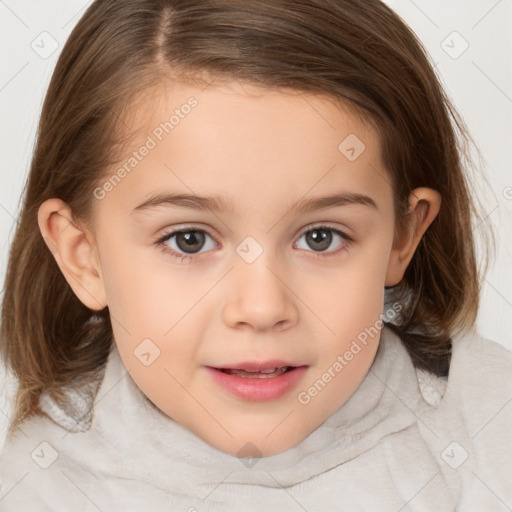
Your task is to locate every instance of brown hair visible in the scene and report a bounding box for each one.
[1,0,493,432]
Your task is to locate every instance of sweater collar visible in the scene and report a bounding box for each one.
[40,325,426,488]
[100,326,422,484]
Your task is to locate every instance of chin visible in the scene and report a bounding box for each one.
[210,428,308,459]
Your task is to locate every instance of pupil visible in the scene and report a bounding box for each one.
[174,229,332,254]
[307,229,331,251]
[176,231,205,253]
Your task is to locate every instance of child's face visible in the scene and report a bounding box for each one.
[88,79,404,457]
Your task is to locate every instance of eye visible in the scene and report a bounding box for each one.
[155,224,352,264]
[294,225,351,257]
[156,227,217,263]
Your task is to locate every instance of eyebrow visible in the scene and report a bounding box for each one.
[131,191,378,216]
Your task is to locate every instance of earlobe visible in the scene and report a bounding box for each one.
[385,187,441,287]
[38,198,107,311]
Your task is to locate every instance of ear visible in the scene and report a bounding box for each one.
[38,198,107,311]
[385,187,441,287]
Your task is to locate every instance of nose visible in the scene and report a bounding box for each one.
[221,256,299,332]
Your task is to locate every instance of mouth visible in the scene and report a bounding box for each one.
[217,366,295,378]
[205,362,308,401]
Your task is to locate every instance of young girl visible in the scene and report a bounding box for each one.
[1,0,510,510]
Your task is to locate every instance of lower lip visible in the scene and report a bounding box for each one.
[205,366,308,401]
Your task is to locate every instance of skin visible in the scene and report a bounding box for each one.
[38,79,441,457]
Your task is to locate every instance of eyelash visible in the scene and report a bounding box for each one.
[155,224,353,264]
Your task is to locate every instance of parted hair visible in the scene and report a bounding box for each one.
[1,0,492,432]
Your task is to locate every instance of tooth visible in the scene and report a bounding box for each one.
[226,367,289,378]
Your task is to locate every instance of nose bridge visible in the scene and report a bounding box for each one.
[222,236,298,331]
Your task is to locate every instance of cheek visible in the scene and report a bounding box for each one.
[102,248,204,409]
[100,235,194,329]
[297,254,386,416]
[100,238,209,373]
[314,248,388,331]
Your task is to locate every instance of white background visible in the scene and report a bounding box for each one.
[1,0,511,352]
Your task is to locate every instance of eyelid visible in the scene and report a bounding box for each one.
[155,222,353,262]
[156,221,353,243]
[296,222,352,240]
[155,223,219,243]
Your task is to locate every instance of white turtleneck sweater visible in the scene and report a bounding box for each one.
[0,326,511,511]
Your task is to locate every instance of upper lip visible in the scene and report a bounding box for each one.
[209,360,305,371]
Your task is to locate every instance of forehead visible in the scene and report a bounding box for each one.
[98,78,392,220]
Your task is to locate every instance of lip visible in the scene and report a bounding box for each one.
[205,364,308,401]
